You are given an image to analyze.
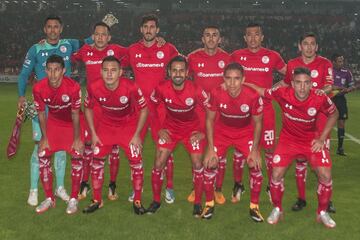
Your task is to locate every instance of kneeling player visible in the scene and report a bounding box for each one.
[147,56,209,217]
[83,56,148,214]
[246,67,338,228]
[203,62,264,222]
[33,55,84,214]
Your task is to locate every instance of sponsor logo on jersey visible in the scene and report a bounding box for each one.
[185,97,194,106]
[240,104,249,112]
[220,103,227,109]
[107,49,114,56]
[273,155,281,164]
[62,94,70,103]
[136,62,164,68]
[312,82,318,87]
[60,46,67,53]
[156,51,164,59]
[243,66,269,72]
[41,52,49,57]
[99,97,106,102]
[307,107,317,116]
[311,69,319,78]
[120,96,128,104]
[218,60,225,68]
[197,72,223,78]
[285,103,293,109]
[262,56,269,64]
[165,98,172,103]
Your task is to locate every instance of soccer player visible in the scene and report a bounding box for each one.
[72,22,128,201]
[203,62,264,222]
[246,67,338,228]
[18,15,91,206]
[331,53,355,156]
[83,56,148,214]
[230,23,286,203]
[146,56,209,217]
[187,25,230,204]
[279,32,334,212]
[32,55,84,214]
[127,14,179,203]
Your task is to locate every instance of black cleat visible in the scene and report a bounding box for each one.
[78,181,91,200]
[146,201,161,214]
[291,198,307,211]
[249,207,264,223]
[193,204,203,218]
[83,200,103,214]
[108,181,118,201]
[201,201,215,220]
[327,201,336,213]
[231,182,245,203]
[133,200,147,215]
[336,148,346,156]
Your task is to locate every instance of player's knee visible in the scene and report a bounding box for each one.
[272,168,284,182]
[318,169,332,184]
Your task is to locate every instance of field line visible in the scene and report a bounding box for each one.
[333,127,360,145]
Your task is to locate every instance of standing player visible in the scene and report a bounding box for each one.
[331,53,355,156]
[246,67,338,228]
[203,63,264,221]
[72,22,128,201]
[18,15,91,206]
[32,55,84,214]
[83,56,148,214]
[187,25,230,204]
[279,33,334,212]
[127,14,179,203]
[230,23,286,203]
[146,56,209,217]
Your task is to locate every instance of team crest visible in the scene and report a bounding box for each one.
[158,138,165,145]
[120,96,128,104]
[93,146,100,155]
[273,155,281,164]
[60,45,67,53]
[185,97,194,106]
[62,94,70,103]
[107,49,114,56]
[307,107,317,116]
[218,60,225,69]
[240,104,249,112]
[312,82,318,87]
[38,150,46,157]
[311,70,319,78]
[156,51,164,59]
[262,56,269,64]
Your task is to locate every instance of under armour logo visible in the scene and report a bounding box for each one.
[192,141,200,150]
[41,52,49,57]
[44,98,51,102]
[240,56,247,61]
[322,158,329,164]
[165,98,172,103]
[220,103,227,109]
[285,103,293,109]
[198,63,204,67]
[87,52,93,56]
[99,97,106,102]
[135,54,142,58]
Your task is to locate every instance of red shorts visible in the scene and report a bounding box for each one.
[260,102,276,149]
[143,98,166,142]
[213,125,253,157]
[272,137,332,168]
[316,112,330,150]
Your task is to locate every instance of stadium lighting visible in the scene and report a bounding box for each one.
[304,1,308,5]
[281,1,284,4]
[355,13,358,16]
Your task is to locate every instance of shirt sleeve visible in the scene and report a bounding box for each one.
[71,84,82,110]
[283,64,292,85]
[206,89,218,111]
[84,88,94,109]
[323,60,334,85]
[18,45,37,96]
[133,83,147,109]
[196,86,211,109]
[273,51,286,72]
[169,44,179,59]
[263,86,283,101]
[251,96,264,116]
[347,70,354,88]
[32,84,45,112]
[150,86,162,105]
[71,47,83,63]
[319,95,337,116]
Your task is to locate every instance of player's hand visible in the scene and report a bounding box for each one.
[311,138,325,152]
[247,148,262,170]
[91,134,103,149]
[72,138,84,155]
[203,147,218,169]
[38,137,50,153]
[156,37,166,47]
[38,39,46,45]
[18,96,26,110]
[158,129,171,143]
[190,131,204,145]
[129,134,142,156]
[314,89,325,96]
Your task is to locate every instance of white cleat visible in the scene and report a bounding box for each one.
[35,197,55,214]
[165,188,175,204]
[317,210,336,228]
[267,207,283,225]
[27,189,38,206]
[55,186,70,202]
[128,191,135,203]
[66,198,79,215]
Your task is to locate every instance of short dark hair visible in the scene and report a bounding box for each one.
[203,25,220,34]
[331,53,343,62]
[141,14,159,27]
[224,62,244,76]
[44,15,63,26]
[299,32,317,44]
[46,54,65,68]
[245,22,262,34]
[94,22,111,33]
[167,55,187,71]
[101,56,121,67]
[293,67,311,77]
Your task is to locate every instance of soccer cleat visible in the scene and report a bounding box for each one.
[201,201,215,220]
[336,148,346,156]
[250,206,264,222]
[267,207,283,225]
[327,201,336,213]
[231,182,245,203]
[78,181,91,200]
[317,210,336,228]
[193,204,203,218]
[291,198,307,211]
[128,191,135,202]
[35,197,55,214]
[55,186,70,202]
[66,198,79,214]
[165,188,175,204]
[266,185,273,204]
[133,200,147,215]
[83,200,103,214]
[27,189,38,206]
[108,182,119,201]
[146,201,161,214]
[187,190,195,203]
[214,190,226,205]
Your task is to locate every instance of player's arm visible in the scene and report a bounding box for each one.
[248,113,262,170]
[203,108,218,169]
[130,106,149,150]
[84,90,102,148]
[243,82,266,97]
[71,108,84,154]
[37,110,49,152]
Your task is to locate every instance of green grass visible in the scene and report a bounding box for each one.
[0,83,359,240]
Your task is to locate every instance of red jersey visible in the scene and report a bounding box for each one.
[284,56,333,89]
[72,44,128,85]
[150,80,209,130]
[85,77,147,126]
[208,85,263,132]
[33,76,81,126]
[231,47,286,88]
[188,48,230,93]
[127,40,178,97]
[264,86,336,142]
